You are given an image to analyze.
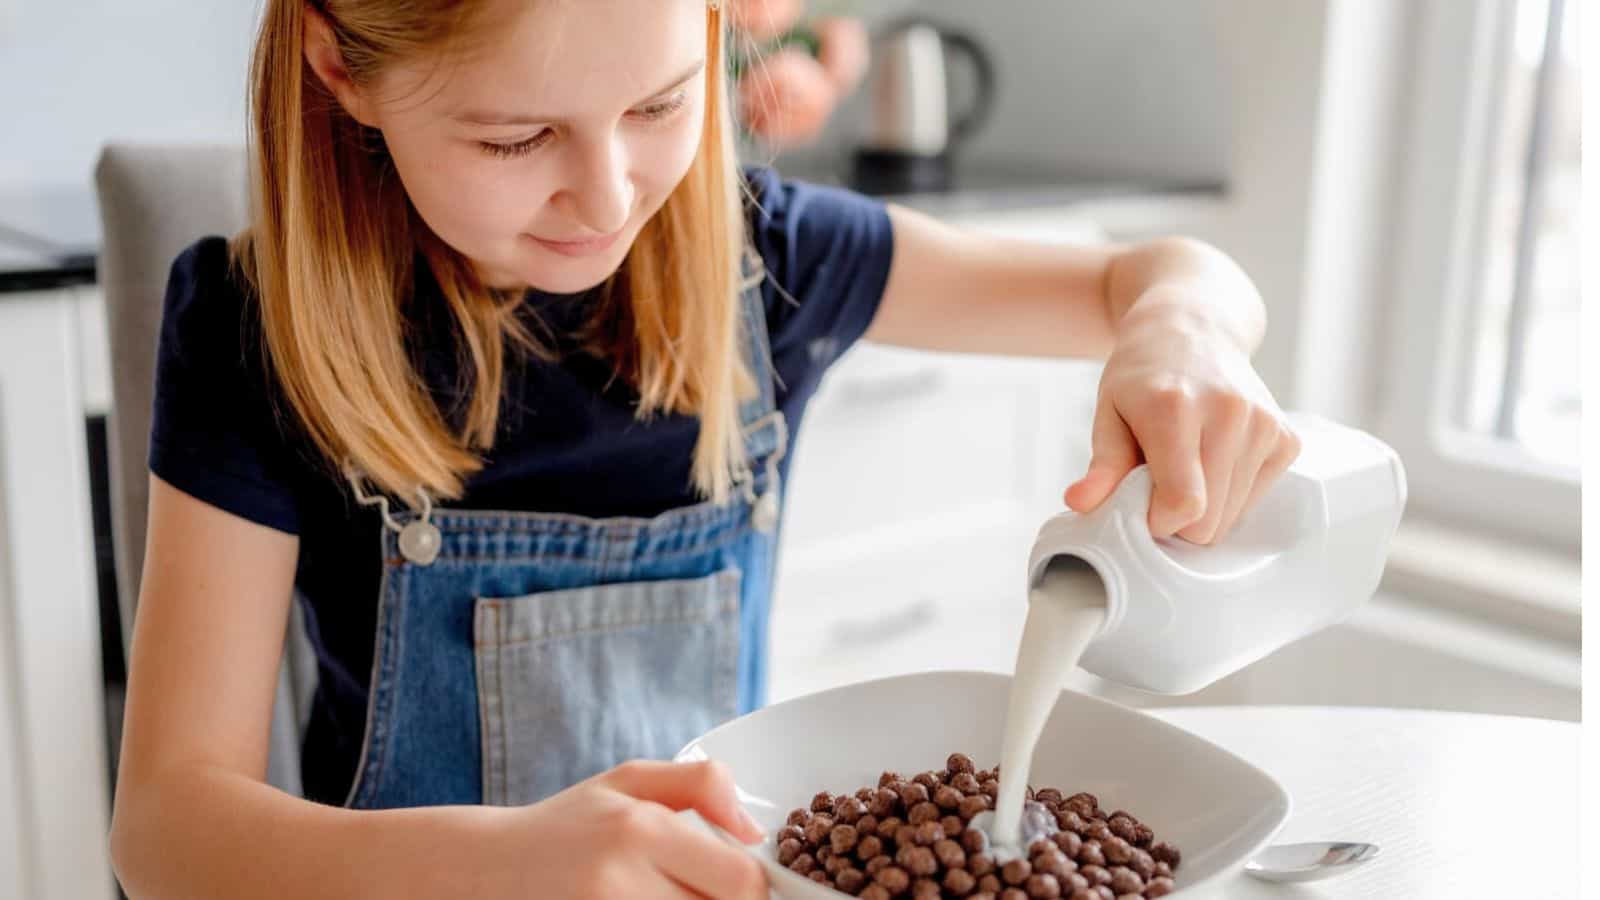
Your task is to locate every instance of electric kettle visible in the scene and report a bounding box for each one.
[852,17,996,195]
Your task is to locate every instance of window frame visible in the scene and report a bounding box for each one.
[1376,0,1580,552]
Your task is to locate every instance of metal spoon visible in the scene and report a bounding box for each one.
[1243,841,1381,883]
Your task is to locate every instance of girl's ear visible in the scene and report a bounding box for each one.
[303,4,381,127]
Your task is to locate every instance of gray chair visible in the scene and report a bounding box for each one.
[94,143,317,797]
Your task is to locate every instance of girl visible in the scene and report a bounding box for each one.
[109,1,1298,898]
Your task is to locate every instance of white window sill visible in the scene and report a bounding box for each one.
[1381,516,1581,643]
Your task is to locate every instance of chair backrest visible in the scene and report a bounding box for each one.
[94,143,315,796]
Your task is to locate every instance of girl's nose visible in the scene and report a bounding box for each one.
[562,135,634,236]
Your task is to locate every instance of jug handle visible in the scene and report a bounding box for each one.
[1103,463,1320,581]
[1104,465,1161,540]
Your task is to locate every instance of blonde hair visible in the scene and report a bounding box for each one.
[232,0,753,506]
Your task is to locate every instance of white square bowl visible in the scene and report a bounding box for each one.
[676,670,1290,898]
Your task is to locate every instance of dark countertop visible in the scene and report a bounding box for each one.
[870,178,1224,219]
[0,252,97,293]
[769,155,1225,218]
[0,182,100,293]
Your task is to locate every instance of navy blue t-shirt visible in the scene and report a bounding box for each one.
[149,167,896,805]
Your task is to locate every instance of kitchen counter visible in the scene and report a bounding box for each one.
[766,155,1227,223]
[834,176,1224,221]
[0,181,100,293]
[0,255,96,292]
[0,221,96,292]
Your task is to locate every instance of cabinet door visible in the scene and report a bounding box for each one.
[770,213,1107,701]
[0,290,113,900]
[1,533,25,900]
[779,212,1106,560]
[780,345,1056,557]
[770,349,1099,702]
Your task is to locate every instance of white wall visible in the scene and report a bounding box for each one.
[0,1,259,191]
[899,0,1229,182]
[0,2,1228,199]
[1199,0,1413,425]
[768,0,1230,185]
[777,1,1412,430]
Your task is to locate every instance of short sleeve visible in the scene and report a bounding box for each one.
[744,167,896,366]
[148,237,300,534]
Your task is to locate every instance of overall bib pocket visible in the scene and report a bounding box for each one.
[473,566,742,805]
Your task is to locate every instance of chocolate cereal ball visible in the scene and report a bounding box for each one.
[777,758,1181,899]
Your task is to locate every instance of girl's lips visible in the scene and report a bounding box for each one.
[530,229,622,257]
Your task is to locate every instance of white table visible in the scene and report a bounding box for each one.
[1151,706,1580,898]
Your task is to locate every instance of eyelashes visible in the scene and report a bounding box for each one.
[633,91,690,121]
[479,130,554,159]
[477,91,691,159]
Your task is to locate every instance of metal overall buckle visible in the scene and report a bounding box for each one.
[346,470,443,566]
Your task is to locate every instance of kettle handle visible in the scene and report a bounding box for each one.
[874,15,997,149]
[936,28,996,147]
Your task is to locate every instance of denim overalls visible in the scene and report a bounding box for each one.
[341,285,787,809]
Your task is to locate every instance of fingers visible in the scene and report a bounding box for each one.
[1176,399,1249,544]
[642,867,716,900]
[1209,425,1275,543]
[1065,399,1141,513]
[602,760,766,845]
[608,801,768,900]
[656,821,768,900]
[1205,412,1282,540]
[1130,386,1206,537]
[1240,422,1302,522]
[1071,360,1298,542]
[1194,413,1300,544]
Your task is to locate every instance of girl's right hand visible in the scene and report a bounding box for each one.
[492,759,772,899]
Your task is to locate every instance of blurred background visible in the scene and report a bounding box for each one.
[0,1,1583,897]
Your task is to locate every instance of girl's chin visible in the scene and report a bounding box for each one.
[480,243,631,295]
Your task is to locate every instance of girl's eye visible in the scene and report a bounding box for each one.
[632,91,689,122]
[479,129,553,159]
[475,91,687,159]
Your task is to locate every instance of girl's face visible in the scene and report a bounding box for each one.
[363,0,710,293]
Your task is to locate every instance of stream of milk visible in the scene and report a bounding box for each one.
[988,555,1108,853]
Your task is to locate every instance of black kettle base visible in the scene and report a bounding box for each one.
[850,150,954,196]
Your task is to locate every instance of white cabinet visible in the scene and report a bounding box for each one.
[0,288,114,900]
[769,213,1107,702]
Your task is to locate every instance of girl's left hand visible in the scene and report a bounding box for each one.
[1063,295,1301,544]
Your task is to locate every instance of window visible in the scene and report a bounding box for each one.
[1378,0,1582,550]
[1457,0,1581,468]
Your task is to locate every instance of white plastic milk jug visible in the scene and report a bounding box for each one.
[1028,412,1407,695]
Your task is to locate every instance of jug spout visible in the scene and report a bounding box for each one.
[1030,554,1111,614]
